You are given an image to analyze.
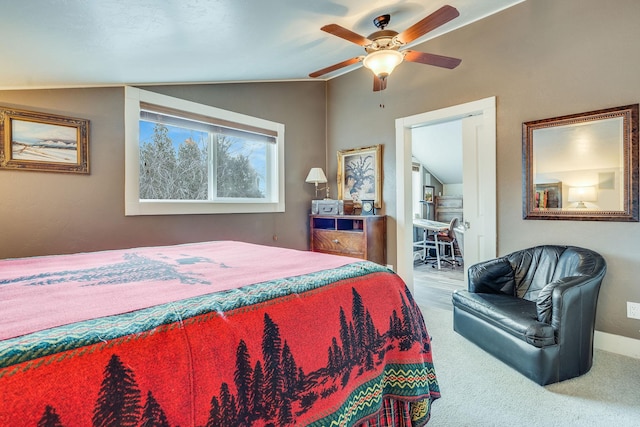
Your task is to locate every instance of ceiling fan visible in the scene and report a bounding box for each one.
[309,5,462,91]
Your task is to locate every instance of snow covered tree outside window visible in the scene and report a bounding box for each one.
[139,115,268,201]
[125,87,284,216]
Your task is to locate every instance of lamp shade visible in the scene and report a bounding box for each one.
[362,50,404,79]
[568,186,597,202]
[568,186,597,208]
[305,167,327,184]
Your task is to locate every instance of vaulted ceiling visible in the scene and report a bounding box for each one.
[0,0,523,90]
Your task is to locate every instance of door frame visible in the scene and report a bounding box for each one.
[395,96,497,290]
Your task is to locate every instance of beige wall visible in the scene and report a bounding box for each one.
[2,0,639,341]
[0,82,327,258]
[326,0,640,339]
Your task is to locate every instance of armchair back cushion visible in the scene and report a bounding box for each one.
[508,246,591,300]
[468,258,515,295]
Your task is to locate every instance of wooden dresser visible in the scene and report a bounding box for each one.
[310,215,386,265]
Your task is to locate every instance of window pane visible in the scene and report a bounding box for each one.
[215,135,267,199]
[125,87,285,215]
[139,120,209,200]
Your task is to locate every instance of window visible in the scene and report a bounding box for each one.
[125,87,285,215]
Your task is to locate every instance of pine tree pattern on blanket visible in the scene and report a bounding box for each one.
[0,241,440,426]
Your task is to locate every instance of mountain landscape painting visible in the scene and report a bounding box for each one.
[0,107,89,173]
[11,119,78,164]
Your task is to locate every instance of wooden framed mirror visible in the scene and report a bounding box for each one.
[523,104,639,221]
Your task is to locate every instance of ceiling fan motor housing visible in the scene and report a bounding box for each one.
[365,29,401,53]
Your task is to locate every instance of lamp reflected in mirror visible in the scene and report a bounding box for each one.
[523,104,639,221]
[568,186,597,209]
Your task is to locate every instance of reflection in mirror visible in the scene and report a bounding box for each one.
[523,104,638,221]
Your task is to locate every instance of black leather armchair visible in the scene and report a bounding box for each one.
[452,245,606,385]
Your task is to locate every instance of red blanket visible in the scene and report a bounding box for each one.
[0,241,439,426]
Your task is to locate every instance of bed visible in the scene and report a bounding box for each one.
[0,241,439,426]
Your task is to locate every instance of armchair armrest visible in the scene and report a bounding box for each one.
[539,274,604,328]
[536,277,581,323]
[536,276,601,328]
[468,257,516,295]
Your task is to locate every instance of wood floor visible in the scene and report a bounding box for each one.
[411,257,464,311]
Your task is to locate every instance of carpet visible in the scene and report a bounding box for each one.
[420,305,640,426]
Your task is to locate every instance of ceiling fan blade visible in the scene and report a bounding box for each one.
[309,57,363,78]
[396,5,460,44]
[321,24,372,46]
[404,50,462,69]
[373,75,387,92]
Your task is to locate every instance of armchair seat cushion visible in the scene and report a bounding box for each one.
[452,290,556,347]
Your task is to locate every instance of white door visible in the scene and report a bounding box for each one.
[461,114,497,282]
[395,97,496,290]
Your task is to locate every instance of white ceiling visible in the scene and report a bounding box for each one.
[533,119,624,174]
[0,0,523,90]
[412,119,463,185]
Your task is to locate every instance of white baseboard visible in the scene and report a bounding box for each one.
[594,330,640,359]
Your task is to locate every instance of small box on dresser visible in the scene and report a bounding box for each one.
[310,214,386,265]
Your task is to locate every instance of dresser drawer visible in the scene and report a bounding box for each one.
[309,214,386,265]
[312,230,365,257]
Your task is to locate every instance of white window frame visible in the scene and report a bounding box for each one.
[124,86,285,216]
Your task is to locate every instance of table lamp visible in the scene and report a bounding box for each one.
[305,167,330,199]
[568,186,597,208]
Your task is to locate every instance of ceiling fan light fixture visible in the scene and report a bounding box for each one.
[362,49,403,79]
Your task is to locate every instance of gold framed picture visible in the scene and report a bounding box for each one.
[0,107,89,174]
[337,144,382,208]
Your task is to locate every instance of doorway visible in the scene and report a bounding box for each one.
[395,97,497,292]
[411,119,465,309]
